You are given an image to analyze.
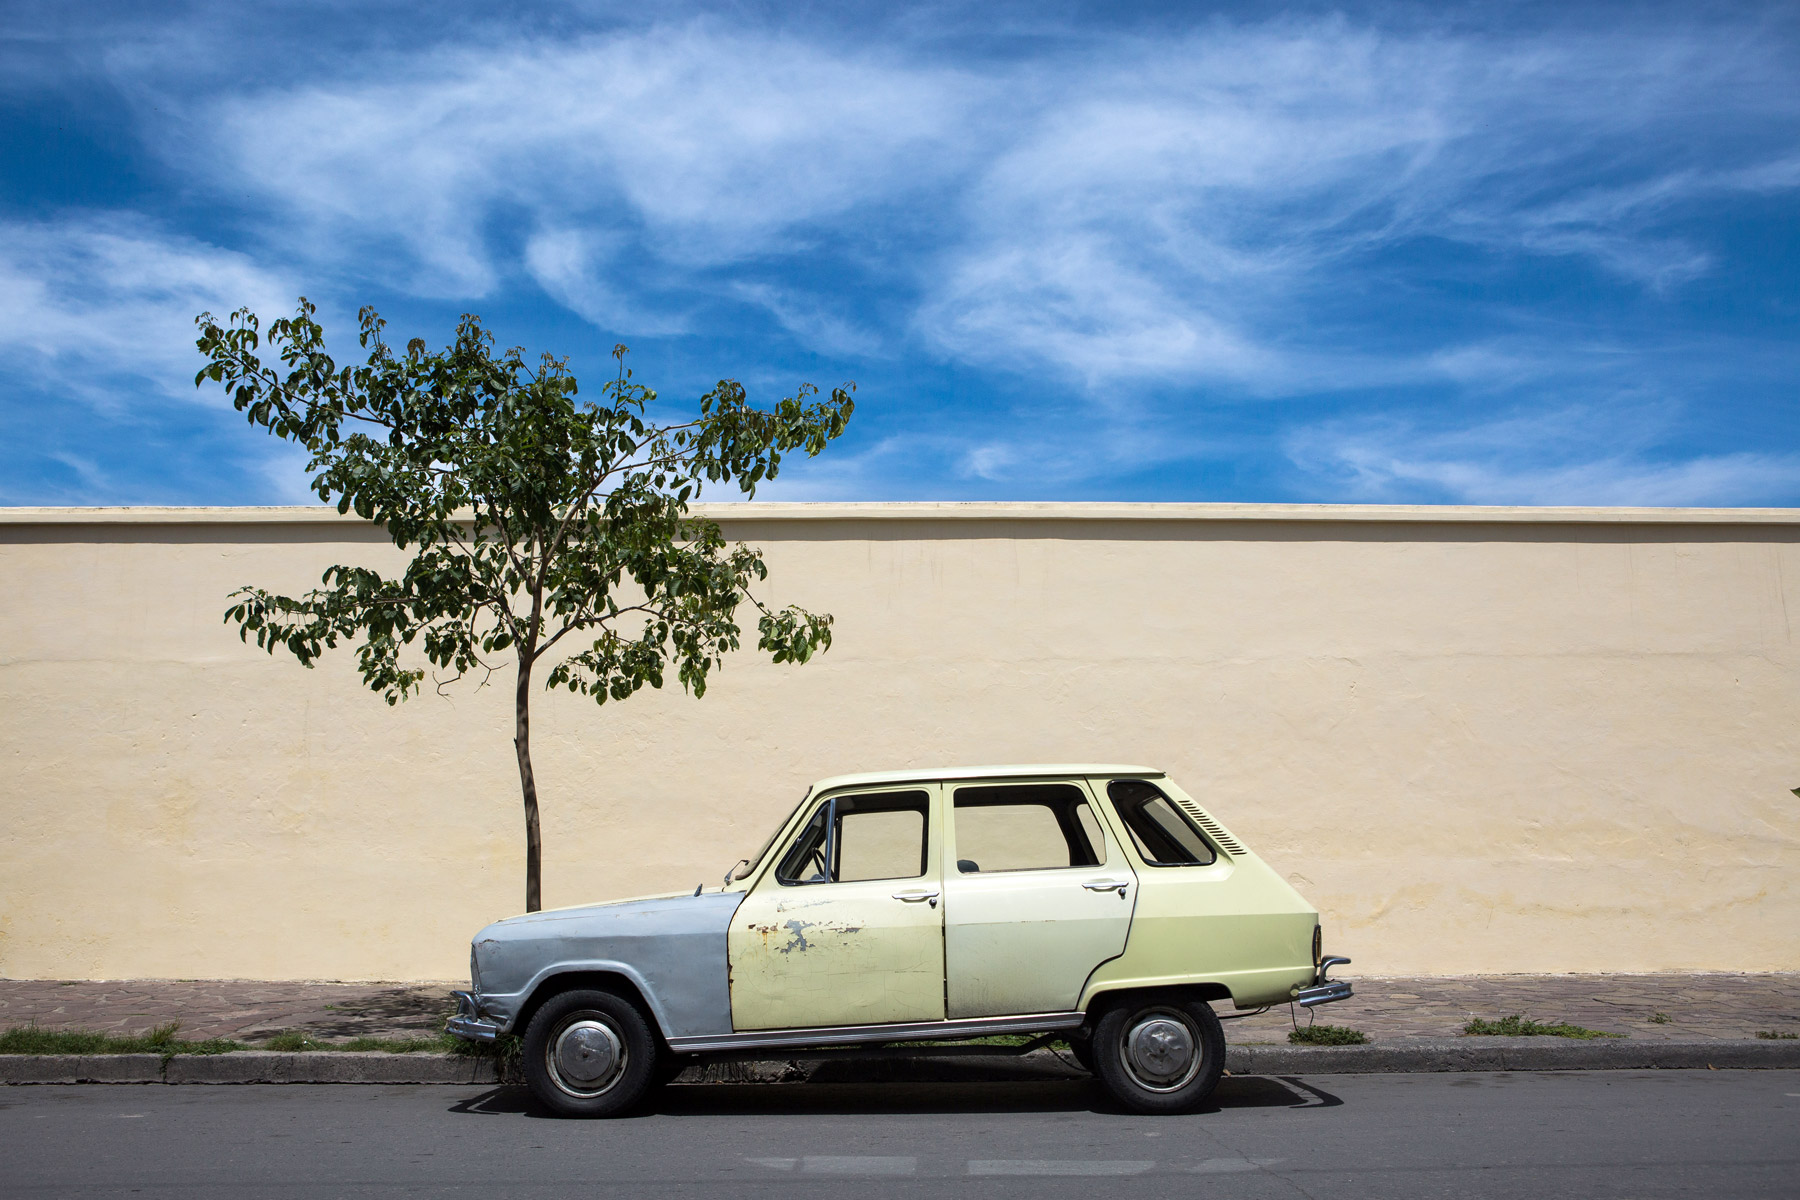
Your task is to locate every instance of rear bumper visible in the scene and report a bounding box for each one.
[1294,955,1354,1009]
[445,990,502,1042]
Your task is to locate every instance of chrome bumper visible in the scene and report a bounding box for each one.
[1294,955,1354,1008]
[446,990,502,1042]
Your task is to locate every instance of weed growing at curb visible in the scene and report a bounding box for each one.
[1462,1015,1622,1040]
[1288,1025,1369,1045]
[1756,1030,1798,1040]
[0,1022,244,1060]
[1649,1012,1671,1025]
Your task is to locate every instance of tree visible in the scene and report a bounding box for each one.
[196,300,854,912]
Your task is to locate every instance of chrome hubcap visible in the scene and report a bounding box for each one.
[1122,1011,1201,1091]
[550,1018,624,1097]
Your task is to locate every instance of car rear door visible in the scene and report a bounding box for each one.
[942,778,1137,1018]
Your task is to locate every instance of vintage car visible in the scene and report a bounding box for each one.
[447,764,1352,1115]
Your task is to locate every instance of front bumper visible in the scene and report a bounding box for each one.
[446,990,502,1042]
[1294,955,1354,1008]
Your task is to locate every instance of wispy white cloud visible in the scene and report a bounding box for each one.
[1286,407,1800,506]
[7,5,1796,505]
[0,214,296,405]
[731,283,886,359]
[525,227,691,336]
[918,23,1800,384]
[194,24,989,301]
[142,14,1799,393]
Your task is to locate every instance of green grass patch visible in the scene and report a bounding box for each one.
[1462,1015,1622,1040]
[1648,1012,1671,1025]
[0,1022,244,1058]
[1755,1030,1798,1040]
[1287,1024,1369,1046]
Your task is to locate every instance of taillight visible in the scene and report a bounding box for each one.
[1312,925,1322,970]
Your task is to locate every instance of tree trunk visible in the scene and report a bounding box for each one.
[514,654,543,913]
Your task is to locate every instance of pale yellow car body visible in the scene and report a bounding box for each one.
[723,765,1319,1030]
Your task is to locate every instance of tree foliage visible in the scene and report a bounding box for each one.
[197,299,854,910]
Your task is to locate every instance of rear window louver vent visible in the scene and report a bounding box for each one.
[1170,796,1245,856]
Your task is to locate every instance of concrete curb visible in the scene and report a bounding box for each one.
[163,1052,500,1085]
[0,1052,500,1085]
[1223,1037,1800,1074]
[3,1040,1797,1085]
[0,1055,167,1084]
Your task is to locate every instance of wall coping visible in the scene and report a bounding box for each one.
[2,502,1799,527]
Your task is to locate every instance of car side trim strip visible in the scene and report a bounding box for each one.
[666,1011,1085,1054]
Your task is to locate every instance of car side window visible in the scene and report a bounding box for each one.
[775,791,929,885]
[951,783,1104,872]
[1107,779,1217,866]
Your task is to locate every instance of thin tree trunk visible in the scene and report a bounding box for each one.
[515,654,542,913]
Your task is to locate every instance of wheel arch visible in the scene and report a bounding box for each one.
[1083,981,1232,1018]
[515,970,668,1046]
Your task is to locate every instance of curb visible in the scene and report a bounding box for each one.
[3,1040,1797,1085]
[165,1052,500,1085]
[1223,1038,1800,1074]
[0,1052,499,1085]
[0,1055,167,1084]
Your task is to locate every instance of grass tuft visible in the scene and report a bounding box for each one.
[1462,1015,1622,1040]
[0,1022,245,1058]
[1288,1024,1368,1046]
[1648,1012,1672,1025]
[1755,1030,1798,1040]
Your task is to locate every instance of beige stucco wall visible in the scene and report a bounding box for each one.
[1,503,1796,982]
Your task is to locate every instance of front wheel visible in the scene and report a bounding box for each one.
[521,989,659,1117]
[1089,994,1225,1114]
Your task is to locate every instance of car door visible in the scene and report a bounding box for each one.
[942,779,1137,1018]
[727,785,946,1030]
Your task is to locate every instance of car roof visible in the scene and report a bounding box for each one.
[808,763,1164,793]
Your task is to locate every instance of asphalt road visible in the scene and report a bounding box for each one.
[3,1071,1796,1198]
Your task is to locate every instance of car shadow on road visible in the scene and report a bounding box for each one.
[445,1074,1342,1119]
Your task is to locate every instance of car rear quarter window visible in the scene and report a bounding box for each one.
[1106,779,1218,867]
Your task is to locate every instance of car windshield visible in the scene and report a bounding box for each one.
[732,790,812,880]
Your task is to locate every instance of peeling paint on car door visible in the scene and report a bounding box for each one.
[728,786,947,1030]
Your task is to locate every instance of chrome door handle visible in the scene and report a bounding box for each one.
[893,889,940,908]
[1082,880,1130,895]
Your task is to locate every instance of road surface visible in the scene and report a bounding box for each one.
[3,1070,1796,1197]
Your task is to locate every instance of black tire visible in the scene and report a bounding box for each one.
[1089,994,1225,1114]
[521,989,659,1117]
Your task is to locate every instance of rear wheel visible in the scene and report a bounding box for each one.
[521,989,659,1117]
[1089,994,1225,1114]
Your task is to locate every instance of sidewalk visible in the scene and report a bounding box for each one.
[0,980,456,1042]
[3,972,1796,1044]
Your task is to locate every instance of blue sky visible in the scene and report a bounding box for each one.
[2,0,1796,506]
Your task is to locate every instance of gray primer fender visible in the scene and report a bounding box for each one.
[469,891,746,1039]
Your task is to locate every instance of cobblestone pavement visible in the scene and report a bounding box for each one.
[0,980,459,1041]
[1,973,1795,1045]
[1227,972,1800,1044]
